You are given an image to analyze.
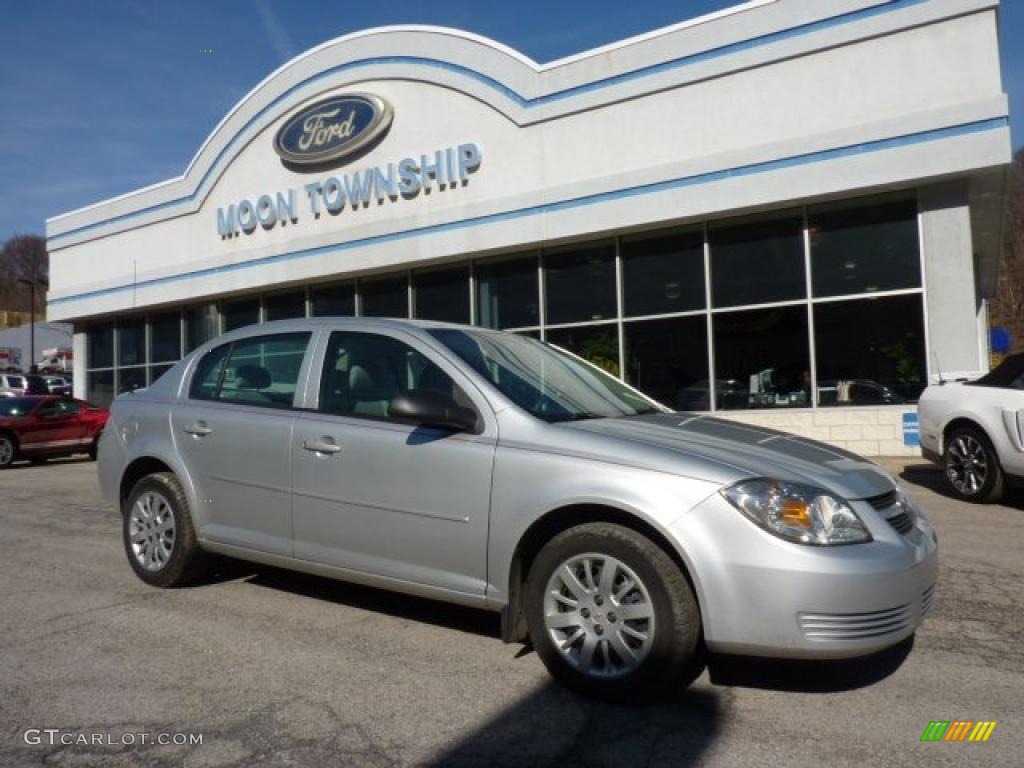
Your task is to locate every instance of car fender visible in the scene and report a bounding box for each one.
[487,443,721,619]
[108,403,205,530]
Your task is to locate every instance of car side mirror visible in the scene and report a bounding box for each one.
[388,391,481,434]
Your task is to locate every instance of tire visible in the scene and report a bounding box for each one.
[0,433,17,469]
[944,425,1004,504]
[87,434,100,461]
[525,522,701,702]
[122,472,209,587]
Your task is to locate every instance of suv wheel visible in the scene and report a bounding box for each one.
[123,472,209,587]
[525,522,701,702]
[0,433,16,469]
[944,426,1004,503]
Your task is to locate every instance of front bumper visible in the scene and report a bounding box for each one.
[673,490,938,659]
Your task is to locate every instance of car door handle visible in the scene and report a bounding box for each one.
[302,439,341,455]
[183,423,213,437]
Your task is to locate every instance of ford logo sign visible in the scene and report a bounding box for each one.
[273,93,393,165]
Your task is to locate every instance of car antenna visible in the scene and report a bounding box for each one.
[931,347,946,386]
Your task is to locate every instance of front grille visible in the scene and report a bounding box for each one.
[798,604,914,640]
[886,511,914,535]
[864,489,915,535]
[866,490,899,510]
[922,584,937,617]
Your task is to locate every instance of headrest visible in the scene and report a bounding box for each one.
[348,364,375,397]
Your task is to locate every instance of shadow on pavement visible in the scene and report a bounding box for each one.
[3,455,93,471]
[241,564,501,638]
[899,461,1024,509]
[217,562,919,692]
[427,683,722,768]
[707,635,914,692]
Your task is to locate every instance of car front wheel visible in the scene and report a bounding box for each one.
[944,426,1004,503]
[0,433,17,469]
[525,522,701,702]
[123,472,209,587]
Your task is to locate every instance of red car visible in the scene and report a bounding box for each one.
[0,396,109,468]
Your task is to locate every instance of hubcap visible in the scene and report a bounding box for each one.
[947,434,988,495]
[128,491,176,571]
[543,554,655,678]
[0,438,12,465]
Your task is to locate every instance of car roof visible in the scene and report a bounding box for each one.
[205,317,485,346]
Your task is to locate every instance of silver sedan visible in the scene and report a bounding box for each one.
[98,318,937,701]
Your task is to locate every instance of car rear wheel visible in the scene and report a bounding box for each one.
[944,426,1004,503]
[123,472,209,587]
[0,433,16,469]
[525,522,701,702]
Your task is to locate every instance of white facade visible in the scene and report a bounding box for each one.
[46,0,1012,455]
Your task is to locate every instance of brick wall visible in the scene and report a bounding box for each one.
[715,407,920,457]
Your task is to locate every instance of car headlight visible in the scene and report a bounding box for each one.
[721,478,872,546]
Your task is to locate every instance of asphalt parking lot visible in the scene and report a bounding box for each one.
[1,457,1022,767]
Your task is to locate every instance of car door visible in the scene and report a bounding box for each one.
[171,330,315,556]
[29,399,84,453]
[291,328,496,597]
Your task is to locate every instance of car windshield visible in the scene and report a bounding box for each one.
[430,328,666,422]
[0,398,37,417]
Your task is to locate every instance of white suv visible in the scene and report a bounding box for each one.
[0,374,28,398]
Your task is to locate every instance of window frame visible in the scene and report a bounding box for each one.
[314,329,480,427]
[186,332,313,410]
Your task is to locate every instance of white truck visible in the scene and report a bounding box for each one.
[37,347,73,374]
[0,347,23,373]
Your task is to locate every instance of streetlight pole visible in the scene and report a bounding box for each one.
[16,278,47,374]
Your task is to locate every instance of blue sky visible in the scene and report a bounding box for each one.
[1,0,1021,241]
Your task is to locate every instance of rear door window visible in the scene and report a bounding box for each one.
[189,333,311,409]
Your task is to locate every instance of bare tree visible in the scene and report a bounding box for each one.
[0,234,49,313]
[990,148,1024,353]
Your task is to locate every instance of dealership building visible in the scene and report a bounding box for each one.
[46,0,1011,455]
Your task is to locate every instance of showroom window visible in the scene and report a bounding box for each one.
[414,265,470,324]
[546,324,620,377]
[808,194,920,297]
[263,290,306,321]
[81,191,928,411]
[311,282,355,317]
[621,228,705,317]
[713,306,811,409]
[544,242,617,325]
[186,304,219,353]
[624,316,709,411]
[814,294,926,405]
[87,322,114,370]
[475,253,540,330]
[150,310,182,387]
[222,296,260,331]
[709,211,805,308]
[360,275,409,318]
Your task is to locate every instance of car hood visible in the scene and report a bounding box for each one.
[564,412,896,500]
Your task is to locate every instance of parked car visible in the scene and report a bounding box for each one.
[675,378,748,411]
[818,379,908,406]
[918,353,1024,503]
[98,319,937,701]
[0,396,109,468]
[0,373,29,398]
[42,376,73,397]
